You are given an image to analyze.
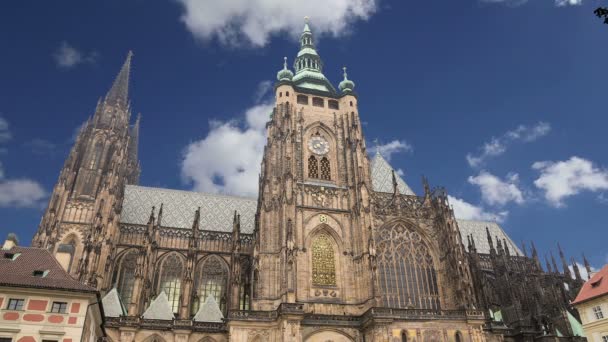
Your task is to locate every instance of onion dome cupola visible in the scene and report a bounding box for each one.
[277,57,294,82]
[338,66,355,94]
[291,17,337,95]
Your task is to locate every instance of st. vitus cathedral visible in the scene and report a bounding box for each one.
[32,21,591,342]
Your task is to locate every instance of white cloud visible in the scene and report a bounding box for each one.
[175,0,378,47]
[555,0,582,6]
[532,156,608,207]
[447,195,508,223]
[467,122,551,167]
[53,42,98,69]
[468,171,524,206]
[181,81,273,197]
[480,0,580,7]
[368,140,413,161]
[0,179,46,208]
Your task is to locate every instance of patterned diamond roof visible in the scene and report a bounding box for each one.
[121,185,257,233]
[370,152,415,195]
[457,219,523,256]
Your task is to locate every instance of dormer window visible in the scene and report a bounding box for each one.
[33,270,49,278]
[4,252,20,260]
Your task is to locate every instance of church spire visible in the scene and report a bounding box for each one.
[106,51,133,106]
[291,18,336,94]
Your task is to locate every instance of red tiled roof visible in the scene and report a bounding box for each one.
[0,246,96,293]
[572,264,608,305]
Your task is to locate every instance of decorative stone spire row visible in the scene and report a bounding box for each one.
[558,242,571,278]
[106,51,133,107]
[128,113,141,161]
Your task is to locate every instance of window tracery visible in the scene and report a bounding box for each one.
[308,155,319,178]
[88,140,104,169]
[192,256,228,314]
[158,253,183,314]
[375,222,440,309]
[320,157,331,180]
[117,250,138,306]
[311,233,336,286]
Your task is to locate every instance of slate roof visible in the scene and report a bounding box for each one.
[457,219,522,256]
[572,264,608,305]
[101,288,125,317]
[0,246,96,293]
[193,295,224,322]
[121,185,257,233]
[120,156,520,257]
[370,152,415,195]
[142,292,174,320]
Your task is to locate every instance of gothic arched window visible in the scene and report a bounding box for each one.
[320,157,331,180]
[158,253,184,314]
[308,155,319,179]
[192,256,228,314]
[117,250,138,307]
[311,233,336,286]
[57,238,76,273]
[402,331,408,342]
[375,222,440,310]
[88,140,104,169]
[455,331,462,342]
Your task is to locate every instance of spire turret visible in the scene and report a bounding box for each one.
[291,18,336,94]
[277,57,294,82]
[106,51,133,107]
[583,253,592,279]
[558,243,571,278]
[339,66,355,94]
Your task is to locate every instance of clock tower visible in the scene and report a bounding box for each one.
[252,19,377,319]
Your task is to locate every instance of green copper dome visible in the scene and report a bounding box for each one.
[277,57,294,82]
[339,67,355,93]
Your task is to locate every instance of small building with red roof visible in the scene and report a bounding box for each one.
[572,264,608,342]
[0,234,106,342]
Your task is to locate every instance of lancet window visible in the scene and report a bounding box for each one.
[311,233,336,286]
[192,256,228,314]
[375,222,440,309]
[158,253,183,314]
[88,140,104,169]
[116,250,138,307]
[57,238,76,273]
[320,157,331,180]
[308,155,319,178]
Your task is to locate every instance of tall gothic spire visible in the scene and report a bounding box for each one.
[106,51,133,106]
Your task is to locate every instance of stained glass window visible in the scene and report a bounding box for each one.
[320,157,331,180]
[308,155,319,178]
[192,256,228,314]
[375,223,440,309]
[117,250,137,307]
[159,253,183,314]
[311,233,336,286]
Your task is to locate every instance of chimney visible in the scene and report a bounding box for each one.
[2,233,19,250]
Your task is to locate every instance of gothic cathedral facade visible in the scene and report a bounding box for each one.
[32,21,588,342]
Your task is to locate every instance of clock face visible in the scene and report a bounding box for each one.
[308,136,330,155]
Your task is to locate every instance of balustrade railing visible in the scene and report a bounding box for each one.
[117,224,254,253]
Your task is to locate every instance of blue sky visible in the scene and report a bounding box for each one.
[0,0,607,270]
